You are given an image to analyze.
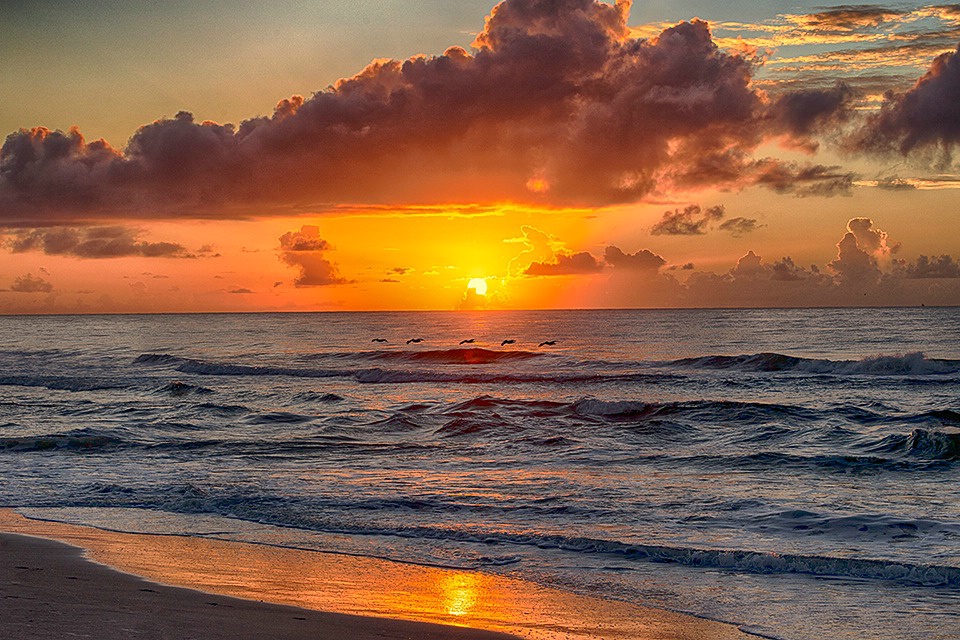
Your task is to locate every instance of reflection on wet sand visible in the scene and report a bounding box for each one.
[0,509,751,640]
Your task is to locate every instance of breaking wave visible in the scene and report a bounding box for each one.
[672,352,960,375]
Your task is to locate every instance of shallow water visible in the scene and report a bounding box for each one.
[1,309,959,639]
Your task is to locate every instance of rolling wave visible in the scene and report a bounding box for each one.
[671,352,960,375]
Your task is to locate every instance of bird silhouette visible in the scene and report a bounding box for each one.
[371,338,388,343]
[459,339,475,345]
[406,338,424,344]
[538,340,558,347]
[501,339,516,346]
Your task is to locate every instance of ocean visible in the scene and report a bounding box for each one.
[1,309,958,639]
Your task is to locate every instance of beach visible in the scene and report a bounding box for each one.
[0,509,752,639]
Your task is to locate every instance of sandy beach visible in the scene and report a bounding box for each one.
[0,509,753,640]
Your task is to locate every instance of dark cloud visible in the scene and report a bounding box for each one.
[897,254,960,278]
[799,7,907,32]
[874,176,918,190]
[767,82,857,150]
[718,216,761,237]
[752,162,855,197]
[0,0,863,222]
[380,278,401,283]
[10,272,53,293]
[278,225,350,287]
[604,246,666,271]
[5,226,190,258]
[850,43,960,159]
[651,204,725,236]
[525,251,604,276]
[228,288,254,294]
[278,227,331,252]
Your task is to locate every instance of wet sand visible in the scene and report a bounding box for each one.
[0,509,755,640]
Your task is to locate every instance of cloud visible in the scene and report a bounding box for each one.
[548,217,960,307]
[874,176,919,190]
[388,267,412,275]
[718,217,761,237]
[767,82,857,150]
[796,7,907,33]
[278,225,350,286]
[850,42,960,159]
[10,273,53,293]
[525,251,604,276]
[506,225,566,276]
[228,288,254,294]
[5,226,191,258]
[604,246,666,271]
[651,204,725,235]
[278,227,331,252]
[846,217,900,257]
[0,0,868,222]
[752,161,855,197]
[897,254,960,278]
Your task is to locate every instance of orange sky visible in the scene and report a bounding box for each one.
[2,0,960,312]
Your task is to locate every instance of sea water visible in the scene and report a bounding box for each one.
[0,308,958,639]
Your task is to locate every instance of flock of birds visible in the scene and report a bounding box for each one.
[370,338,559,347]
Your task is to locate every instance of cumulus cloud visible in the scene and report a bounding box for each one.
[530,217,960,307]
[10,273,53,293]
[5,226,191,258]
[278,225,350,286]
[845,217,900,258]
[850,42,960,159]
[526,251,604,276]
[603,246,666,271]
[0,0,865,223]
[897,254,960,278]
[651,204,725,235]
[507,225,566,276]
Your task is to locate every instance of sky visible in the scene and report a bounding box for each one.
[1,0,960,312]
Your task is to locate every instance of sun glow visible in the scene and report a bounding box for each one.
[467,278,488,296]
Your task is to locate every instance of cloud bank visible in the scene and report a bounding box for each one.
[515,216,960,306]
[0,0,873,224]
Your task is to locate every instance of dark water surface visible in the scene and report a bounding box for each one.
[1,309,958,639]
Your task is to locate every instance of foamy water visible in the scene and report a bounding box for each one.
[1,309,959,639]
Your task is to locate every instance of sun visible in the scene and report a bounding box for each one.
[467,278,488,296]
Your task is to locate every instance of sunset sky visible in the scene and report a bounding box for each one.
[2,0,959,312]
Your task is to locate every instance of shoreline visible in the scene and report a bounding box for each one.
[0,509,754,640]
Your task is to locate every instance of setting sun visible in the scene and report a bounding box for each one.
[467,278,488,296]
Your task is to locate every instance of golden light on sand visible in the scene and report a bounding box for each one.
[441,574,480,617]
[467,278,488,296]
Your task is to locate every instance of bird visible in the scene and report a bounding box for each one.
[371,338,388,343]
[538,340,558,347]
[406,338,424,344]
[501,339,515,346]
[459,339,475,345]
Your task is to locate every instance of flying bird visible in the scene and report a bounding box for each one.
[371,338,388,343]
[459,339,476,345]
[538,341,558,347]
[406,338,424,344]
[501,339,515,346]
